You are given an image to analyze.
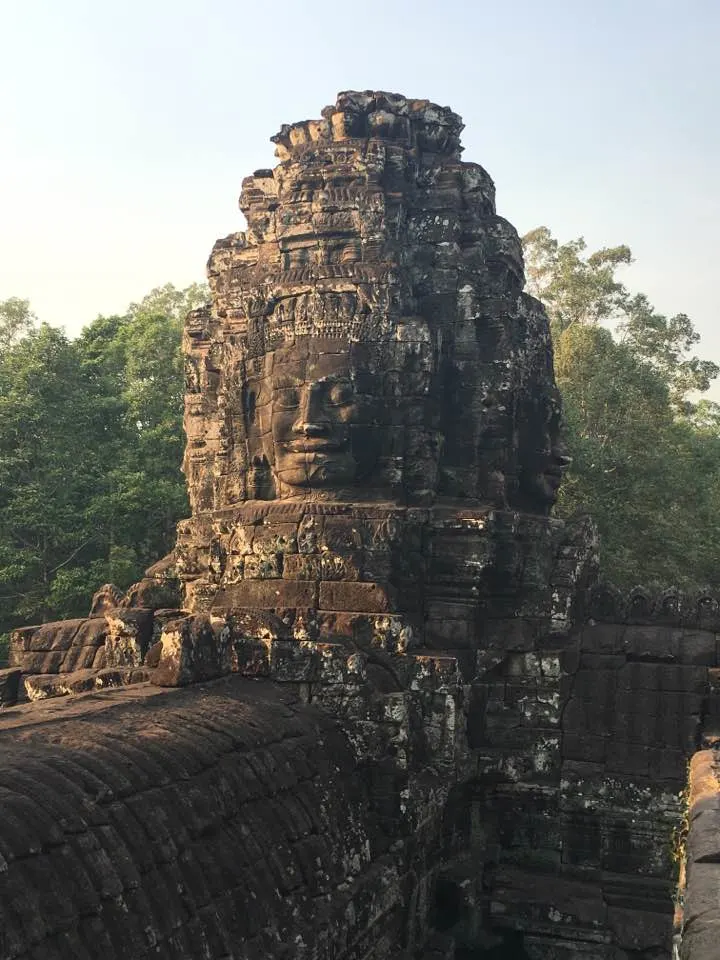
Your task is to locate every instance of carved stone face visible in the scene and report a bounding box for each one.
[534,443,572,503]
[520,414,572,510]
[255,337,380,493]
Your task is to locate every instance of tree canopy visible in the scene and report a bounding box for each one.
[0,297,36,350]
[523,228,720,588]
[0,285,205,642]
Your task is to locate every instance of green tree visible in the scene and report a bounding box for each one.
[0,283,206,635]
[0,324,106,628]
[0,297,36,350]
[523,227,720,588]
[127,282,208,323]
[523,226,631,334]
[77,306,189,572]
[75,282,207,594]
[618,294,719,411]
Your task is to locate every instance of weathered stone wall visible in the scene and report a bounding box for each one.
[436,584,715,959]
[3,587,711,959]
[0,677,457,960]
[6,610,164,702]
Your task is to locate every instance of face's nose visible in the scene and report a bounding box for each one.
[293,382,330,436]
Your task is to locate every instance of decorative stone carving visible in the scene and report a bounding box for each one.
[178,91,575,652]
[88,583,125,616]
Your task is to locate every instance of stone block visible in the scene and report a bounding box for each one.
[316,644,366,685]
[231,638,271,676]
[283,553,360,581]
[483,618,537,654]
[251,522,297,556]
[680,924,720,960]
[562,733,607,764]
[23,667,150,700]
[491,864,606,929]
[124,575,181,610]
[153,615,231,687]
[0,667,21,706]
[622,625,683,661]
[269,640,318,682]
[604,740,650,778]
[243,553,282,579]
[212,580,318,610]
[264,639,366,687]
[105,610,154,667]
[151,608,186,643]
[227,608,295,641]
[28,618,92,653]
[424,614,475,649]
[7,625,35,665]
[579,623,624,654]
[618,662,707,695]
[679,629,717,666]
[408,655,460,693]
[674,862,720,933]
[9,618,109,676]
[319,580,395,613]
[686,806,720,864]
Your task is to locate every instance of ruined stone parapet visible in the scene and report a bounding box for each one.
[7,608,174,704]
[0,678,451,959]
[586,581,720,632]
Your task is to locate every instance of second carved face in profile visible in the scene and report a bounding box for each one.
[248,337,381,495]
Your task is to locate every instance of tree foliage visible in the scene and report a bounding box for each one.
[523,228,720,587]
[0,284,206,638]
[0,297,36,350]
[523,227,632,332]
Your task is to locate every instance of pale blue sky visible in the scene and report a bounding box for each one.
[2,0,719,369]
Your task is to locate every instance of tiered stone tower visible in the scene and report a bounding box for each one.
[174,90,577,665]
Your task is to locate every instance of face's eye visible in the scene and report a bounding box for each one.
[275,387,300,410]
[246,390,257,423]
[328,381,354,406]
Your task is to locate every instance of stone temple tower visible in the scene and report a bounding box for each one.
[174,90,579,658]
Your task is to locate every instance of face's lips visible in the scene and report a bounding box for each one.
[283,439,347,453]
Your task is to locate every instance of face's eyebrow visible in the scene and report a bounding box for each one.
[272,374,304,388]
[303,371,354,383]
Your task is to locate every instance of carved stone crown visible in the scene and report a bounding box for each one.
[270,90,465,161]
